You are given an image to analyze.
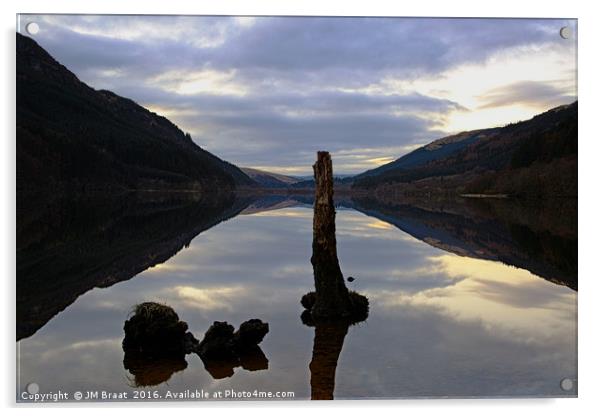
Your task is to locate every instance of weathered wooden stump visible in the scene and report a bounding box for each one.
[301,151,370,399]
[310,151,353,318]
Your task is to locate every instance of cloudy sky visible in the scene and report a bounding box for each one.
[19,15,577,175]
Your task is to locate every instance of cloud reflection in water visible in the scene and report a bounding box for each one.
[17,205,576,398]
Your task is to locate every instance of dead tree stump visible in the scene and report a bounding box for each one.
[310,151,353,318]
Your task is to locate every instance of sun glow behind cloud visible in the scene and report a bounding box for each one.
[151,69,249,96]
[171,285,245,311]
[357,44,576,133]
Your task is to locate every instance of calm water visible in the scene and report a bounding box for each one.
[16,194,577,400]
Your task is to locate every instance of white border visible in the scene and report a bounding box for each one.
[2,0,601,415]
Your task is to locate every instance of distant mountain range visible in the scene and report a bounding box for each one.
[246,102,577,198]
[17,33,254,192]
[240,167,303,188]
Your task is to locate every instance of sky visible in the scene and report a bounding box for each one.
[18,15,577,175]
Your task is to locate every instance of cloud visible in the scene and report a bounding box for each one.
[28,16,566,77]
[208,17,560,74]
[109,84,459,172]
[19,14,576,174]
[467,277,574,310]
[478,80,575,110]
[170,285,245,311]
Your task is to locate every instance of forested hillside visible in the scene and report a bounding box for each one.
[17,33,254,192]
[352,103,577,198]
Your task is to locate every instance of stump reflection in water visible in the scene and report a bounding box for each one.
[302,151,369,400]
[309,322,350,400]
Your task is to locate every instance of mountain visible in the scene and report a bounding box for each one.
[241,167,303,188]
[16,33,254,192]
[352,103,577,198]
[356,128,500,179]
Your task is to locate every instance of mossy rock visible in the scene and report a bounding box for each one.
[301,292,316,310]
[348,291,369,323]
[300,290,369,325]
[122,302,192,356]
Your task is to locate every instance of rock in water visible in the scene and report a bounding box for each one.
[122,303,270,381]
[197,319,270,359]
[197,321,237,359]
[196,319,270,379]
[122,302,198,356]
[234,319,269,346]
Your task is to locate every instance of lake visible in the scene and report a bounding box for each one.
[16,193,577,400]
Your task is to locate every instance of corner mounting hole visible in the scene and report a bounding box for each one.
[26,22,40,35]
[26,382,39,394]
[560,378,574,391]
[559,26,571,40]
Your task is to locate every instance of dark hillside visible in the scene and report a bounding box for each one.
[353,103,577,198]
[17,33,254,192]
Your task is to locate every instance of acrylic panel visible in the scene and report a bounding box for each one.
[16,14,577,402]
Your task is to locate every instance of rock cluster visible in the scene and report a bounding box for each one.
[197,319,269,359]
[122,302,269,383]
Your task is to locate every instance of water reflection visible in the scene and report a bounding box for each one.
[301,312,369,400]
[349,197,577,291]
[124,351,188,387]
[309,322,350,400]
[16,191,252,340]
[121,302,271,385]
[202,346,269,380]
[16,192,577,399]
